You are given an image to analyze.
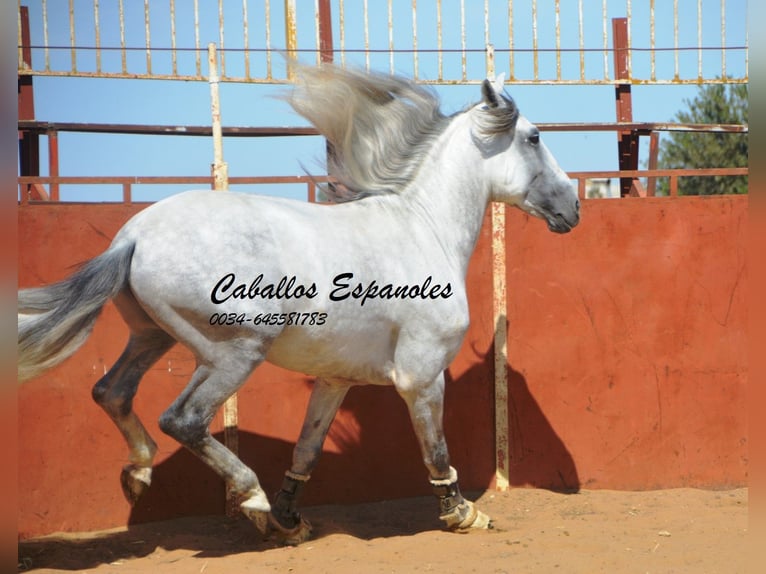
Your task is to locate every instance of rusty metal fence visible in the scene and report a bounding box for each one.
[18,0,748,85]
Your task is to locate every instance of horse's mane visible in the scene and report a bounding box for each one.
[285,63,451,202]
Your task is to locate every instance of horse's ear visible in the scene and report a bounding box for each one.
[481,73,509,109]
[481,78,500,108]
[492,73,506,93]
[477,74,518,135]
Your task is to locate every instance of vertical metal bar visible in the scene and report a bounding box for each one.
[42,0,50,71]
[47,130,59,201]
[170,0,177,77]
[721,0,726,79]
[284,0,298,79]
[578,0,584,81]
[69,0,76,73]
[388,0,395,74]
[613,17,642,198]
[603,0,609,81]
[363,0,369,71]
[194,0,201,77]
[242,0,250,78]
[119,0,127,75]
[339,0,345,68]
[555,0,561,81]
[626,0,632,80]
[508,0,514,81]
[218,0,226,78]
[265,0,272,79]
[411,0,418,80]
[208,43,235,516]
[436,0,443,81]
[314,0,321,66]
[307,182,316,203]
[94,0,101,74]
[673,0,679,81]
[318,0,334,63]
[19,5,32,78]
[18,6,40,200]
[492,215,509,495]
[209,44,228,191]
[531,0,538,80]
[17,0,23,71]
[697,0,703,81]
[460,0,466,80]
[143,0,151,75]
[486,40,494,77]
[122,183,132,205]
[486,42,509,494]
[647,131,659,196]
[649,0,655,82]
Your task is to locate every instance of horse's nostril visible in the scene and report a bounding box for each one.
[575,199,581,210]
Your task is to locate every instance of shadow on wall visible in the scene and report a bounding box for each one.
[505,362,580,492]
[447,332,580,493]
[128,334,578,526]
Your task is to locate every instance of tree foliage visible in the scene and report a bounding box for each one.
[656,83,748,195]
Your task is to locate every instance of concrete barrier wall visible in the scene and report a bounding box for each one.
[17,196,747,539]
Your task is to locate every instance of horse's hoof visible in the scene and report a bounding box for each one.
[120,465,152,506]
[240,488,272,534]
[269,514,313,546]
[464,507,492,530]
[442,500,492,532]
[241,507,270,535]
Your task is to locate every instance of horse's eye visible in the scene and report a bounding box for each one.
[528,132,540,146]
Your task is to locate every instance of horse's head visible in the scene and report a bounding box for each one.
[471,75,580,233]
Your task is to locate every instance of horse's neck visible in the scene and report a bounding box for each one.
[398,115,491,275]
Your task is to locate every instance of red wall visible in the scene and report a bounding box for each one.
[17,196,747,539]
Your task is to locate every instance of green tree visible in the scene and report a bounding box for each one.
[656,83,748,195]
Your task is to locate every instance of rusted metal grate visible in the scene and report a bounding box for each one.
[17,0,748,85]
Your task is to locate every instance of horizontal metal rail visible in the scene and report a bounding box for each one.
[18,167,748,204]
[17,174,331,204]
[17,120,748,203]
[17,120,749,136]
[568,167,748,198]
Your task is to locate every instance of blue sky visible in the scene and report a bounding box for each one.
[21,1,748,202]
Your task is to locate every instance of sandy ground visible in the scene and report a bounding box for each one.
[18,487,747,574]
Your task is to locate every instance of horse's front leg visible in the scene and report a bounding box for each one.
[397,371,491,531]
[270,378,349,544]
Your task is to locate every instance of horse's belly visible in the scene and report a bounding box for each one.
[264,327,397,385]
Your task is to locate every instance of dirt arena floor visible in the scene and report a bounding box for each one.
[19,487,747,573]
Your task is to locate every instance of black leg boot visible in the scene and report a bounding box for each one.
[269,471,313,545]
[430,466,491,531]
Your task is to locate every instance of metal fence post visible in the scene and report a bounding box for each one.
[487,43,510,493]
[612,18,645,197]
[208,42,237,516]
[208,43,229,192]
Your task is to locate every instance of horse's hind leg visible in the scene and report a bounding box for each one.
[91,329,176,504]
[158,358,271,532]
[270,378,349,544]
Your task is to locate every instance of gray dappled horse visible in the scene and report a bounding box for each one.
[18,63,579,544]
